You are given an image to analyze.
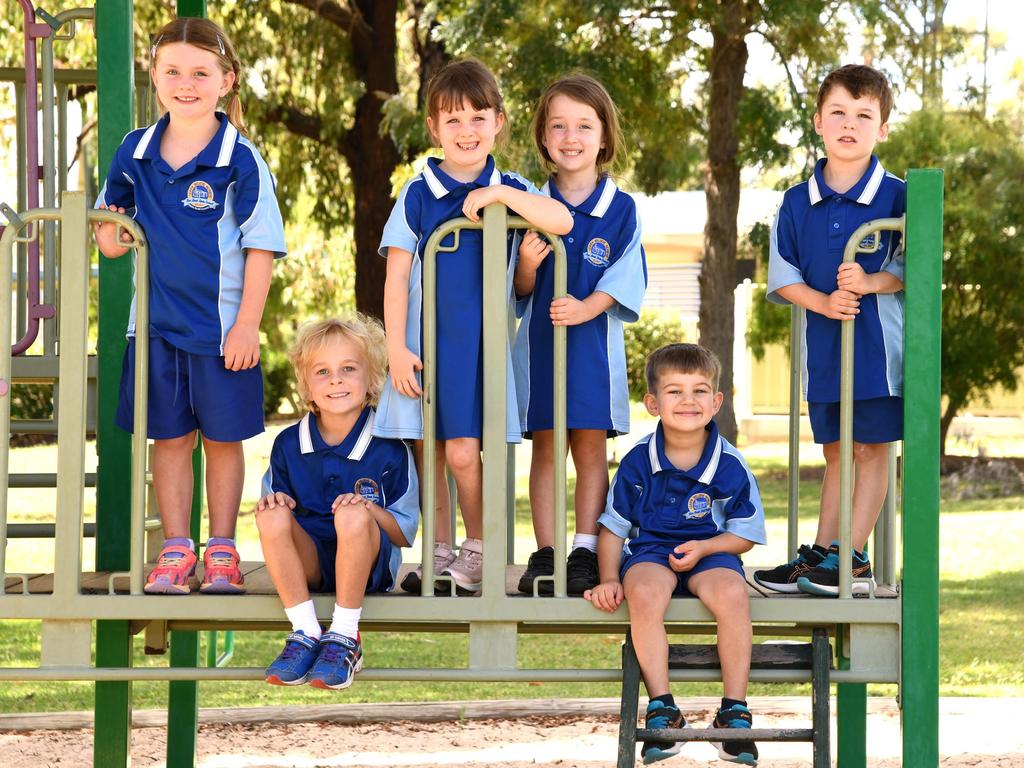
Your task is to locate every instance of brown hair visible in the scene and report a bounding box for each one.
[425,59,506,141]
[289,314,388,412]
[532,73,622,174]
[816,64,894,123]
[150,17,247,134]
[645,343,722,393]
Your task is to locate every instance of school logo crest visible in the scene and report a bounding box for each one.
[354,477,381,505]
[684,492,712,520]
[583,237,611,267]
[181,180,218,211]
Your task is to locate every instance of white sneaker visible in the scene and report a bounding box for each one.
[399,542,456,594]
[439,538,483,596]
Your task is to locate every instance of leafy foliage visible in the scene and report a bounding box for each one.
[622,310,687,401]
[878,110,1024,447]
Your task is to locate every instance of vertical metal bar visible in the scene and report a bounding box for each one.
[838,271,855,600]
[0,223,16,585]
[129,231,150,596]
[53,193,89,599]
[811,628,831,768]
[551,238,568,597]
[787,305,802,559]
[421,230,438,596]
[901,169,942,768]
[57,85,68,195]
[15,84,28,341]
[874,444,897,586]
[837,682,867,768]
[40,29,57,356]
[166,632,200,768]
[481,203,509,598]
[94,2,136,764]
[617,632,641,768]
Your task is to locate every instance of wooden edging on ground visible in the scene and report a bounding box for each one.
[0,695,908,732]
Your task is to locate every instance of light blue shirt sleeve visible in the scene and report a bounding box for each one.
[379,179,419,257]
[766,199,805,305]
[236,141,287,258]
[596,202,646,323]
[881,237,905,281]
[597,450,643,539]
[261,434,294,498]
[715,450,767,545]
[382,441,420,548]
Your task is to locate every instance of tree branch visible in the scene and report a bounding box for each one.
[281,0,370,39]
[262,102,346,150]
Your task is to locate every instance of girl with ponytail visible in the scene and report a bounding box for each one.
[94,16,287,596]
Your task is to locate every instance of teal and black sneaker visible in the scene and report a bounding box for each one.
[641,699,686,764]
[710,704,758,765]
[752,544,827,593]
[797,542,874,596]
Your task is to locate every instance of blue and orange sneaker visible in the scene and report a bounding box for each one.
[144,544,198,594]
[200,542,246,594]
[265,631,321,686]
[307,632,363,690]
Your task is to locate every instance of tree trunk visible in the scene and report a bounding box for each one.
[343,0,402,321]
[700,2,750,444]
[939,392,963,460]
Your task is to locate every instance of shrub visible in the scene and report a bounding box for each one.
[623,309,688,400]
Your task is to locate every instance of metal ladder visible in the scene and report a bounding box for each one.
[617,628,832,767]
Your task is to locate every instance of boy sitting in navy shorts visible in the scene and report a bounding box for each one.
[585,344,766,765]
[754,64,904,597]
[257,316,418,690]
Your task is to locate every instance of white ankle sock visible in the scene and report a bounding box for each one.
[572,534,599,553]
[328,605,361,639]
[284,600,321,640]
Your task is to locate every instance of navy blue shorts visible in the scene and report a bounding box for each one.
[294,512,395,594]
[116,336,264,441]
[808,396,903,445]
[621,548,745,597]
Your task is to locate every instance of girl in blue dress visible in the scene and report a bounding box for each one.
[377,60,572,595]
[513,75,646,596]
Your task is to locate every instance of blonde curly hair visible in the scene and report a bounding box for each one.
[288,314,388,413]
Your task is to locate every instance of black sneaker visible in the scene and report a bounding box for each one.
[517,546,554,596]
[797,542,874,597]
[752,544,827,593]
[641,698,686,764]
[566,547,599,595]
[710,704,758,765]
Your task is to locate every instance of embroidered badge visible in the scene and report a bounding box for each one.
[583,237,611,267]
[181,180,218,211]
[354,477,381,505]
[684,492,712,520]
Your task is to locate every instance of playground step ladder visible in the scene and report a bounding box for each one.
[617,628,831,767]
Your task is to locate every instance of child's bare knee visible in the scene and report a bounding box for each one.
[853,441,886,463]
[334,503,374,538]
[255,507,292,539]
[444,441,479,473]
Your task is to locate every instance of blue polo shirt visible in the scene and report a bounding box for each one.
[374,155,533,442]
[512,176,646,435]
[598,420,766,554]
[98,112,287,357]
[767,156,905,403]
[261,407,419,587]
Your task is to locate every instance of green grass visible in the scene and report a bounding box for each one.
[1,409,1022,712]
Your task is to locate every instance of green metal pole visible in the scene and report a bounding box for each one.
[167,447,203,768]
[901,170,942,768]
[94,2,136,766]
[837,680,867,768]
[165,7,205,765]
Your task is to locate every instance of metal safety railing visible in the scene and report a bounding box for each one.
[419,204,569,596]
[785,216,906,599]
[0,192,149,597]
[1,2,155,355]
